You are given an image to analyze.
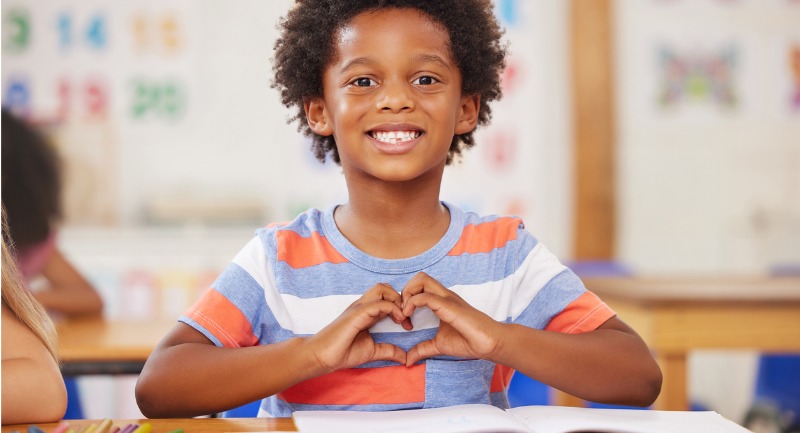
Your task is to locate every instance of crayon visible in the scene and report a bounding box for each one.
[53,421,71,433]
[95,419,113,433]
[27,426,45,433]
[131,423,152,433]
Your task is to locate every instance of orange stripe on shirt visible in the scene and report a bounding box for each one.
[545,291,616,334]
[276,230,348,269]
[448,217,521,256]
[491,365,515,392]
[280,364,426,405]
[184,288,258,348]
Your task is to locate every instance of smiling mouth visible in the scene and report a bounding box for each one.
[368,130,422,145]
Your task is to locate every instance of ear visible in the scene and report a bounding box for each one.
[304,98,333,136]
[454,94,480,135]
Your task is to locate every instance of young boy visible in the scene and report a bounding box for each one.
[136,0,661,418]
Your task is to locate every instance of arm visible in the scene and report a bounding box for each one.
[135,284,409,418]
[33,248,103,316]
[402,272,662,407]
[1,304,67,425]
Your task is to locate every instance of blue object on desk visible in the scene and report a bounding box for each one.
[567,260,633,277]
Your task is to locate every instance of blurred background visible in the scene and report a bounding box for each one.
[2,0,798,425]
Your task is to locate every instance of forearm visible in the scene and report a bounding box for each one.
[135,337,324,418]
[1,358,67,425]
[491,322,662,406]
[37,248,104,316]
[34,286,103,316]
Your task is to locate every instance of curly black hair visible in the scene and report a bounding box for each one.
[1,110,62,252]
[272,0,507,165]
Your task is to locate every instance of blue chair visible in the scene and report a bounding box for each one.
[743,354,800,431]
[742,267,800,430]
[221,399,261,418]
[507,372,550,407]
[62,377,84,419]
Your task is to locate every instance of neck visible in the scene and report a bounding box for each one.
[335,170,450,259]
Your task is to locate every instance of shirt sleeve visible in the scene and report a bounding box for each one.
[544,290,616,334]
[179,236,271,347]
[510,230,616,333]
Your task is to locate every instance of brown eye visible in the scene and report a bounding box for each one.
[413,76,437,85]
[353,77,375,87]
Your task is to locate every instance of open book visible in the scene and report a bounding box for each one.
[292,404,752,433]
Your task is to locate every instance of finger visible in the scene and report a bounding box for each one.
[400,272,429,305]
[374,284,407,324]
[362,284,407,325]
[371,343,408,365]
[403,293,464,326]
[402,292,441,317]
[362,283,399,302]
[401,272,447,306]
[351,301,406,331]
[406,339,441,366]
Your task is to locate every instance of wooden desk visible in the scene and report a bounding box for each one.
[57,317,175,375]
[0,417,297,433]
[577,275,800,411]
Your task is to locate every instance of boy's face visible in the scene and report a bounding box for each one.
[305,8,479,183]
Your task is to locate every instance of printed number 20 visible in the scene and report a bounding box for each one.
[130,79,185,121]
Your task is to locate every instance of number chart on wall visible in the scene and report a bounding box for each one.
[2,0,200,225]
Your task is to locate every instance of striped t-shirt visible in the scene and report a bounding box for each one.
[180,202,615,417]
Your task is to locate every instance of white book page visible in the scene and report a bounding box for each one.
[508,405,753,433]
[293,404,530,433]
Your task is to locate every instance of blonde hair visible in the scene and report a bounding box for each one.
[1,208,60,361]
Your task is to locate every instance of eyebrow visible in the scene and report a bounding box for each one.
[337,53,453,74]
[338,56,377,74]
[412,53,452,70]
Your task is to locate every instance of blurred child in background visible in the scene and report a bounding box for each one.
[1,110,103,316]
[2,207,68,424]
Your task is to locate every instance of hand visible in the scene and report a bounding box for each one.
[401,272,504,366]
[307,283,411,373]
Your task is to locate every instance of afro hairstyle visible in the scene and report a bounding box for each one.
[271,0,507,165]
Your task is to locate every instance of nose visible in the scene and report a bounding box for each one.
[376,80,414,112]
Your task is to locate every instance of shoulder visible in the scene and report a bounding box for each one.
[245,208,333,267]
[256,208,325,240]
[1,304,48,361]
[447,204,536,255]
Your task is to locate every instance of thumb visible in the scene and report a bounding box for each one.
[371,343,408,365]
[406,339,441,367]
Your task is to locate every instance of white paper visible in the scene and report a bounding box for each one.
[293,404,753,433]
[293,404,530,433]
[508,405,753,433]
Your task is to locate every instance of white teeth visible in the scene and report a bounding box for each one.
[371,130,420,144]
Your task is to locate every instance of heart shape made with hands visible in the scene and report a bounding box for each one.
[342,274,501,367]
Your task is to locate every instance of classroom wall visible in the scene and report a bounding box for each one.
[615,0,800,274]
